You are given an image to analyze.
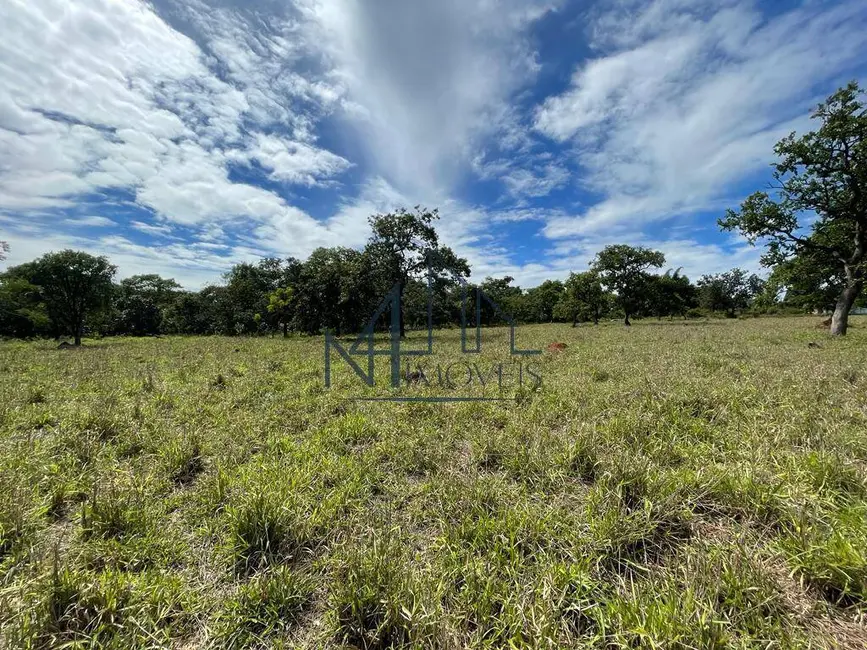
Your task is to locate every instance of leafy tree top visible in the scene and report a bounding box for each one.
[720,82,867,268]
[592,245,666,293]
[367,206,469,283]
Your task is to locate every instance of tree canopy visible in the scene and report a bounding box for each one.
[720,82,867,335]
[592,245,666,325]
[10,199,850,343]
[697,269,764,318]
[7,250,116,345]
[367,206,469,336]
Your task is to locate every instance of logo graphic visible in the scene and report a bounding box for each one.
[324,263,541,402]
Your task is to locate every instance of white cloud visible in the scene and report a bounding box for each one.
[63,215,116,227]
[131,221,174,237]
[0,228,235,289]
[231,134,352,186]
[534,0,867,237]
[296,0,556,197]
[0,0,353,254]
[1,0,864,291]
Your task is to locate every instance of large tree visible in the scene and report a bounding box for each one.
[292,247,376,336]
[524,280,564,323]
[769,246,852,313]
[27,250,116,345]
[267,287,294,338]
[557,271,607,325]
[0,275,49,338]
[720,82,867,335]
[592,245,665,325]
[222,258,292,334]
[477,276,523,325]
[366,206,469,337]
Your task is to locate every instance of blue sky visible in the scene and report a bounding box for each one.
[1,0,865,288]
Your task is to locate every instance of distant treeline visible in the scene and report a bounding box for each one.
[0,206,845,344]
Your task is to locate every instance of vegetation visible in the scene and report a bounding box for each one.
[591,246,666,326]
[1,318,866,647]
[1,80,867,648]
[0,240,784,344]
[721,82,867,336]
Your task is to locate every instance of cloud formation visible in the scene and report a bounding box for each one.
[0,0,865,288]
[535,0,867,239]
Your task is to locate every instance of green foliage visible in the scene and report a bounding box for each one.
[721,82,867,334]
[555,271,608,325]
[0,275,49,338]
[291,247,374,335]
[266,286,294,337]
[111,274,181,336]
[592,245,666,324]
[217,566,314,648]
[3,250,115,344]
[1,215,782,341]
[697,268,764,317]
[477,275,523,325]
[523,280,565,323]
[367,206,470,336]
[644,268,698,319]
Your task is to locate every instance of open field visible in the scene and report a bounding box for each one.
[1,317,867,648]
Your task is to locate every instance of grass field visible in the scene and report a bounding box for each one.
[1,317,866,648]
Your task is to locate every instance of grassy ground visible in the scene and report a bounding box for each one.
[1,317,866,648]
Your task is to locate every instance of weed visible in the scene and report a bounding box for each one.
[227,491,311,574]
[164,435,205,485]
[217,566,314,648]
[26,386,46,405]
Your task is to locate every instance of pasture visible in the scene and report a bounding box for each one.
[1,317,866,648]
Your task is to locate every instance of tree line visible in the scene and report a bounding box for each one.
[0,224,799,344]
[1,82,865,342]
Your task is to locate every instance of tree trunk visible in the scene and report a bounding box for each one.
[282,322,288,338]
[624,311,631,326]
[74,331,82,346]
[831,277,863,336]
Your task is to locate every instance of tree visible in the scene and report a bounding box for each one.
[524,280,564,323]
[697,268,764,317]
[0,275,49,338]
[646,268,697,319]
[0,241,8,261]
[557,272,607,325]
[769,248,849,313]
[592,245,665,325]
[113,274,181,335]
[720,82,867,335]
[163,291,216,334]
[477,276,523,325]
[290,248,377,336]
[366,206,469,337]
[267,287,294,337]
[27,250,116,345]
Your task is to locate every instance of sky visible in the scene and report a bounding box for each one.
[1,0,865,289]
